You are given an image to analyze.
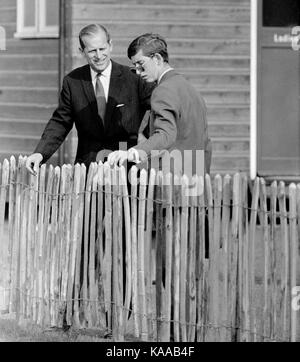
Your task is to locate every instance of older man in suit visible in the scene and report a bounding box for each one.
[108,33,211,177]
[25,24,154,175]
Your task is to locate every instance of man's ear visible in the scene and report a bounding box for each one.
[79,47,84,54]
[154,53,164,65]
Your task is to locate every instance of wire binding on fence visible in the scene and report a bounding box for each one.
[0,157,299,342]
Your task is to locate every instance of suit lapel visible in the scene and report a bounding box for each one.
[80,65,99,119]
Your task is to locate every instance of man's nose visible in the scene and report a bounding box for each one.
[95,49,102,58]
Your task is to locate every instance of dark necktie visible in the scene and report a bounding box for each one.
[95,73,106,124]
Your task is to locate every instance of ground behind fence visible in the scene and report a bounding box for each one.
[0,156,299,342]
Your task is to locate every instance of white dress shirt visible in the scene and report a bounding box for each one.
[90,61,112,102]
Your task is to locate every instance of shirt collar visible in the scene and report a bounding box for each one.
[158,67,174,84]
[90,60,112,81]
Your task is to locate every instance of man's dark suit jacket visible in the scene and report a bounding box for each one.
[34,60,154,166]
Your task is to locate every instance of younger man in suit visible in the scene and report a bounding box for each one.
[108,33,212,177]
[25,24,154,175]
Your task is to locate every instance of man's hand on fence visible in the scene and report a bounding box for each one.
[25,153,43,176]
[107,150,129,166]
[107,149,140,166]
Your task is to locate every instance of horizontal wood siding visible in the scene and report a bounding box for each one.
[68,0,250,174]
[0,0,60,165]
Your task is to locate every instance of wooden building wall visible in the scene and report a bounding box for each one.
[66,0,251,174]
[0,0,60,165]
[0,0,251,174]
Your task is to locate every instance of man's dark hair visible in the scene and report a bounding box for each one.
[79,24,111,49]
[127,33,169,63]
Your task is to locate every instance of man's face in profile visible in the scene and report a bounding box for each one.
[131,50,159,83]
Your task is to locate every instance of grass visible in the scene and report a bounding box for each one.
[0,315,112,342]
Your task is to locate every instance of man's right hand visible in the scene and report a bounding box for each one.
[25,153,43,176]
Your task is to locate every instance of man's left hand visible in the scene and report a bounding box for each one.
[107,150,130,166]
[108,148,140,166]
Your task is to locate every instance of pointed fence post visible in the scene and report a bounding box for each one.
[73,164,86,328]
[196,175,206,342]
[119,165,132,332]
[270,181,278,341]
[173,174,181,342]
[111,166,123,340]
[289,183,297,342]
[49,166,61,326]
[66,164,81,326]
[187,175,198,342]
[155,171,164,342]
[162,172,173,342]
[278,181,289,341]
[0,159,9,313]
[145,168,156,340]
[260,177,270,341]
[27,162,39,322]
[179,175,189,342]
[43,165,54,326]
[137,168,148,341]
[249,177,259,341]
[8,156,17,315]
[221,174,231,341]
[88,167,98,327]
[104,163,113,333]
[205,173,214,341]
[228,173,240,342]
[129,166,139,338]
[240,174,250,342]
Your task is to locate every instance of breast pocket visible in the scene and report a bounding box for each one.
[115,99,134,128]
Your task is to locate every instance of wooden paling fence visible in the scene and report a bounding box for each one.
[0,155,299,342]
